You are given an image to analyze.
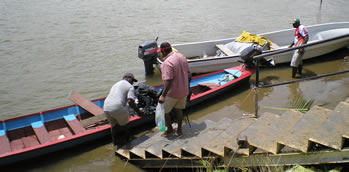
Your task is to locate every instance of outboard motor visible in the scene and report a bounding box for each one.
[239,43,275,68]
[138,40,160,75]
[240,43,262,68]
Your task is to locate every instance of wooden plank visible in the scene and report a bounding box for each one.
[64,114,86,135]
[22,127,40,148]
[216,44,236,56]
[8,128,25,151]
[81,114,107,128]
[69,90,104,116]
[31,121,51,144]
[278,106,332,153]
[0,131,12,154]
[270,42,280,50]
[309,102,349,150]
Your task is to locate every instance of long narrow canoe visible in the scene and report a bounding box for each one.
[0,65,254,165]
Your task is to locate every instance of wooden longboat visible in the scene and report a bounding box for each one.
[0,65,254,165]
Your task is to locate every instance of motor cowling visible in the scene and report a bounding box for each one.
[138,40,159,75]
[138,40,159,62]
[240,43,262,67]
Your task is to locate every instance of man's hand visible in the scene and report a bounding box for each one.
[137,109,145,117]
[299,48,305,54]
[159,95,165,104]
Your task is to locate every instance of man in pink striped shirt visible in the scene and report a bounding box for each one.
[158,42,190,137]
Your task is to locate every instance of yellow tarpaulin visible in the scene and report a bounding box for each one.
[235,30,272,48]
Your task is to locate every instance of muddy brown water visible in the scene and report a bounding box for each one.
[1,0,349,171]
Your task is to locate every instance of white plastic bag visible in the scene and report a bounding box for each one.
[155,103,166,132]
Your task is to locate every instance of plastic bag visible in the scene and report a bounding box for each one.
[155,103,166,132]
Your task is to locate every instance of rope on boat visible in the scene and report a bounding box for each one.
[259,69,349,88]
[240,87,256,106]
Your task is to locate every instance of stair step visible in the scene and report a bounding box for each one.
[248,110,304,154]
[128,121,200,159]
[162,120,216,158]
[345,98,349,104]
[309,102,349,150]
[145,122,195,159]
[202,117,256,156]
[179,118,234,158]
[278,106,332,153]
[238,112,280,155]
[115,134,151,159]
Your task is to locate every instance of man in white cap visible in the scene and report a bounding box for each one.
[289,18,309,78]
[104,72,144,147]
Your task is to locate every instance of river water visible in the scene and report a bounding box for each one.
[1,0,349,171]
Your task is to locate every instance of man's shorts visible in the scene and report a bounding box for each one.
[104,107,129,127]
[164,96,187,113]
[290,50,303,67]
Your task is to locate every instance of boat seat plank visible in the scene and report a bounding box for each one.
[64,114,86,135]
[81,114,107,128]
[31,121,51,144]
[10,139,25,151]
[23,127,40,148]
[198,83,220,89]
[59,127,73,138]
[0,130,12,154]
[69,90,104,116]
[216,44,237,56]
[8,128,25,151]
[22,136,40,148]
[270,42,280,50]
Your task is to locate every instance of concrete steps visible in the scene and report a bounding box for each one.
[201,117,256,157]
[278,106,332,153]
[179,118,234,158]
[115,97,349,168]
[244,110,304,154]
[309,101,349,150]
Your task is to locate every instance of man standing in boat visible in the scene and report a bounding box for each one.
[158,42,190,137]
[103,73,144,147]
[289,18,309,78]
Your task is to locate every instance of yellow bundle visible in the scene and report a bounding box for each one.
[235,30,272,48]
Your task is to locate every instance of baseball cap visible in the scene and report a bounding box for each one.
[158,42,172,52]
[123,73,138,82]
[292,18,300,24]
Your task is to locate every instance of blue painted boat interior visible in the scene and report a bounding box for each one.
[154,70,242,93]
[1,69,241,133]
[191,70,241,87]
[2,100,105,132]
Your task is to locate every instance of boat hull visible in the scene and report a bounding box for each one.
[0,66,254,166]
[170,22,349,73]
